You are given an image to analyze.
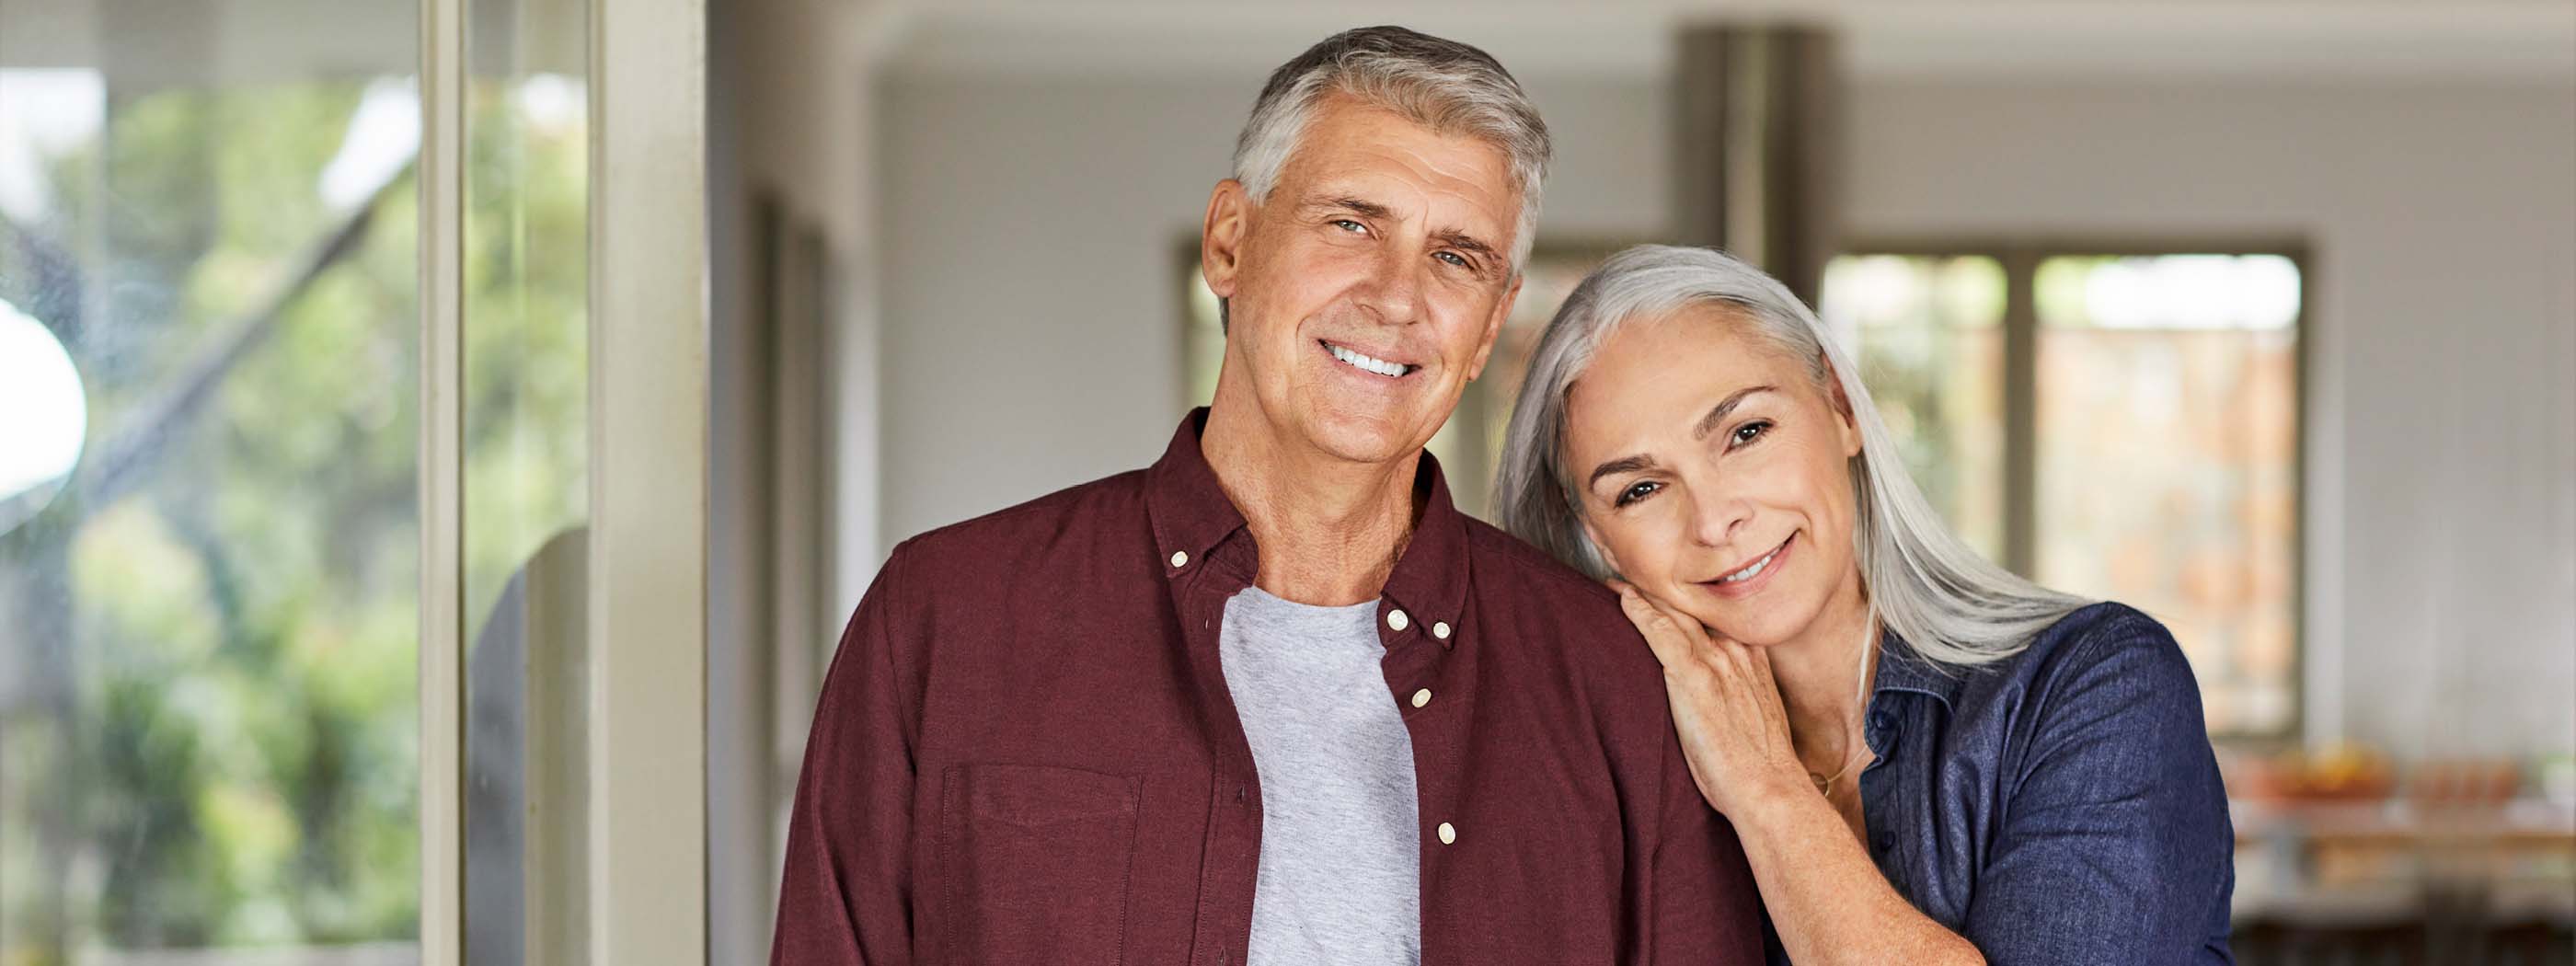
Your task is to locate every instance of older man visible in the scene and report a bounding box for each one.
[773,26,1761,965]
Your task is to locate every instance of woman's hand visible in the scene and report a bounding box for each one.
[1612,581,1812,820]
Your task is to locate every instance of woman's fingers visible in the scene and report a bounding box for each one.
[1615,586,1698,670]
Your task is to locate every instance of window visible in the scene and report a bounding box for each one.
[1179,240,2303,739]
[1823,247,2305,738]
[0,20,425,960]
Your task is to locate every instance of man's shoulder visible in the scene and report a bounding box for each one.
[1455,517,1670,688]
[885,469,1153,578]
[1458,516,1626,626]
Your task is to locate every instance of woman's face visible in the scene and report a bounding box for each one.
[1561,305,1866,647]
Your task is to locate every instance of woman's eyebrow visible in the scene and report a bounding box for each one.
[1586,454,1658,489]
[1691,385,1777,442]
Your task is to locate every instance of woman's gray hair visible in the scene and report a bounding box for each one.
[1233,26,1550,270]
[1493,245,2087,668]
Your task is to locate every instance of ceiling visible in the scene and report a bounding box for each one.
[869,0,2576,80]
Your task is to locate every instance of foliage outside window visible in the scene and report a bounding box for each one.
[0,56,590,966]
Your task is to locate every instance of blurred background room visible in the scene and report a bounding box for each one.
[2,1,2570,964]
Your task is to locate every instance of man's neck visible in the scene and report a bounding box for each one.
[1200,400,1420,607]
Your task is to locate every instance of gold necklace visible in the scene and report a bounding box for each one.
[1810,608,1881,797]
[1810,741,1871,796]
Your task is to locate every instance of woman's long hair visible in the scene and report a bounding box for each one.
[1492,245,2086,667]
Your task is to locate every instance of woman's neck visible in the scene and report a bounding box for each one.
[1763,568,1880,774]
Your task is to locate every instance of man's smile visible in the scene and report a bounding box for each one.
[1319,339,1421,379]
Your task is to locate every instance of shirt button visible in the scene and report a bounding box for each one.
[1436,822,1456,845]
[1169,550,1189,569]
[1409,688,1432,708]
[1432,620,1451,640]
[1386,608,1410,632]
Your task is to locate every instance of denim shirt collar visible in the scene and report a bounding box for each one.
[1869,629,1967,712]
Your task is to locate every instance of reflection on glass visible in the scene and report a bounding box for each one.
[2033,254,2300,735]
[459,0,591,960]
[0,0,421,956]
[1819,255,2009,562]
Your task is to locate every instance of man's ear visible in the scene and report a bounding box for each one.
[1466,272,1522,382]
[1202,179,1252,304]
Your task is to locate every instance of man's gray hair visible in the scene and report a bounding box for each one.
[1492,245,2091,671]
[1233,26,1551,270]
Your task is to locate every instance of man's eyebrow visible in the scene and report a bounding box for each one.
[1305,195,1393,220]
[1432,228,1501,265]
[1691,386,1777,442]
[1586,454,1658,489]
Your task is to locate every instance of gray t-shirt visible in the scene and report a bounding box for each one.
[1219,586,1422,966]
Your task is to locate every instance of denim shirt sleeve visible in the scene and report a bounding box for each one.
[1961,610,2234,965]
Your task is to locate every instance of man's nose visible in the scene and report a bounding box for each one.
[1355,246,1424,326]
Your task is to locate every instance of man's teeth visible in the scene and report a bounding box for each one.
[1328,343,1409,378]
[1717,545,1783,584]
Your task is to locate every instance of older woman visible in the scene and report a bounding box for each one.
[1495,246,2234,964]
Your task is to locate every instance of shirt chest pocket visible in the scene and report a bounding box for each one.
[933,763,1140,965]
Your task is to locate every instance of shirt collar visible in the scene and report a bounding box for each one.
[1144,408,1474,650]
[1870,627,1966,709]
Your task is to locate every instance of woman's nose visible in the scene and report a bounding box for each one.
[1685,485,1749,548]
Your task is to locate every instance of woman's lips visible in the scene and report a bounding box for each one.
[1697,533,1793,600]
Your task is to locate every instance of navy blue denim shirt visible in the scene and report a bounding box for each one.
[1774,602,2236,965]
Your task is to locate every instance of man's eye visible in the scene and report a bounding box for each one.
[1331,219,1367,234]
[1731,421,1772,447]
[1616,480,1661,507]
[1434,251,1469,268]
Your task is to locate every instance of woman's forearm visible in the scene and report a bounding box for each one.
[1732,789,1984,966]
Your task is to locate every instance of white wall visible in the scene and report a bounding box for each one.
[709,2,883,962]
[870,67,2575,758]
[875,69,1668,542]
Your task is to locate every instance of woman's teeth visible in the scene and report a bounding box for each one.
[1717,543,1784,584]
[1327,342,1411,377]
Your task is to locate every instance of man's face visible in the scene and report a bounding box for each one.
[1201,95,1524,467]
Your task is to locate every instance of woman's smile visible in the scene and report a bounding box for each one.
[1696,532,1794,600]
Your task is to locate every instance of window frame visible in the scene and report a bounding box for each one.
[1845,237,2312,744]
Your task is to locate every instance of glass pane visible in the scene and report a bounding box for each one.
[460,0,591,960]
[2033,254,2301,736]
[1819,255,2008,562]
[0,1,421,959]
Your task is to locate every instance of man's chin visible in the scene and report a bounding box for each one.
[1294,409,1437,467]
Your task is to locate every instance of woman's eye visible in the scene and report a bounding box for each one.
[1616,480,1661,507]
[1730,420,1772,447]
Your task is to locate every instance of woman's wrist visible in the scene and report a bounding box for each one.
[1728,767,1833,829]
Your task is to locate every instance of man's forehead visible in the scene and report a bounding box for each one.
[1282,153,1518,247]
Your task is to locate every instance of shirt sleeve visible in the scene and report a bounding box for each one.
[1644,714,1769,964]
[1961,612,2234,965]
[771,546,925,966]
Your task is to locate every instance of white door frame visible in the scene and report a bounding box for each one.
[418,0,707,958]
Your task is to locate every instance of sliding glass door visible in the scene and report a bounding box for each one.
[1,0,703,960]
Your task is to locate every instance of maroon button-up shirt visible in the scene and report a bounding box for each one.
[773,411,1762,965]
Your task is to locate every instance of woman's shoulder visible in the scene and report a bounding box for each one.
[1995,601,2208,731]
[1926,602,2202,721]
